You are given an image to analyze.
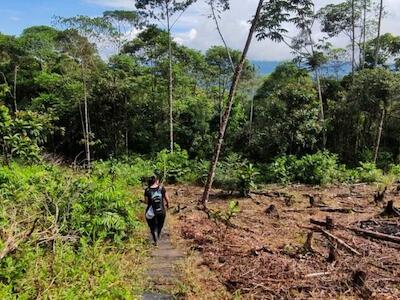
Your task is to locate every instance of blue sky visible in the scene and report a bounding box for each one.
[0,0,109,35]
[1,0,399,61]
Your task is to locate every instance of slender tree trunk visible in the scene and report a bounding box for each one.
[373,108,385,164]
[210,0,235,72]
[351,0,356,75]
[201,0,264,205]
[13,65,18,113]
[361,0,367,69]
[166,2,174,153]
[249,93,254,144]
[315,70,326,148]
[82,65,91,170]
[374,0,384,67]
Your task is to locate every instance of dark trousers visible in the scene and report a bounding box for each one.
[146,213,165,243]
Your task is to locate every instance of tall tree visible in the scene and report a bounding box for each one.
[201,0,314,204]
[55,16,115,169]
[374,0,384,67]
[136,0,196,152]
[318,0,363,72]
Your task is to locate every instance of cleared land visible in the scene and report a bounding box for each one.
[169,183,400,299]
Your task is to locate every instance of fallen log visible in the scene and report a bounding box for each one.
[285,207,364,213]
[349,227,400,244]
[320,229,361,256]
[310,218,326,227]
[320,207,360,213]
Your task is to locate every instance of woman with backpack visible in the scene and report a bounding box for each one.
[144,175,169,245]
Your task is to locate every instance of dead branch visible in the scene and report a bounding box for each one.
[320,229,361,256]
[285,207,363,213]
[0,218,38,260]
[304,272,331,278]
[349,227,400,244]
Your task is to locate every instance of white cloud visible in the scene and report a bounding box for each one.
[174,28,197,44]
[84,0,134,9]
[85,0,400,61]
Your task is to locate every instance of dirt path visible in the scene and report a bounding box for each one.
[141,225,184,300]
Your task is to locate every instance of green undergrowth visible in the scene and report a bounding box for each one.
[0,162,149,299]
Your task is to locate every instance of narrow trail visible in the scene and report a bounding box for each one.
[141,225,184,300]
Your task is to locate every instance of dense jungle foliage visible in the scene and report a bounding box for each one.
[1,24,399,166]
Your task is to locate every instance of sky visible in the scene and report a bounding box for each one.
[0,0,399,61]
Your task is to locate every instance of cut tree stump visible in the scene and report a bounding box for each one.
[352,270,367,287]
[327,244,337,263]
[373,187,387,204]
[380,201,400,217]
[309,216,335,230]
[303,231,314,252]
[326,216,335,230]
[265,205,279,218]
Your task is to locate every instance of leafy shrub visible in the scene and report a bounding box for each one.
[389,164,400,179]
[265,155,297,184]
[208,200,240,225]
[0,105,53,163]
[238,163,259,196]
[92,157,153,186]
[294,151,340,185]
[266,151,340,185]
[214,153,246,191]
[155,144,190,183]
[191,159,209,185]
[355,162,384,183]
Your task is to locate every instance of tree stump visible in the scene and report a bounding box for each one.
[327,244,337,263]
[380,201,400,217]
[309,195,315,207]
[265,204,279,218]
[326,216,335,230]
[374,187,386,204]
[303,231,314,252]
[284,195,294,207]
[352,270,367,287]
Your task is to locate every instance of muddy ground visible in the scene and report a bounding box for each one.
[168,183,400,299]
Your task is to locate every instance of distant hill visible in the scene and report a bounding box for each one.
[252,60,353,77]
[252,60,282,75]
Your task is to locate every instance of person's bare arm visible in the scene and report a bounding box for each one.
[164,190,170,209]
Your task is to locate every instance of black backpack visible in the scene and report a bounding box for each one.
[149,187,165,215]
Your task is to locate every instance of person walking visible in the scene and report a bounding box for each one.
[144,175,169,245]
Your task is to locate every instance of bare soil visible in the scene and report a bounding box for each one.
[168,183,400,299]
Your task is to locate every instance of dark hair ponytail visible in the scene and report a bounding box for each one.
[148,175,158,187]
